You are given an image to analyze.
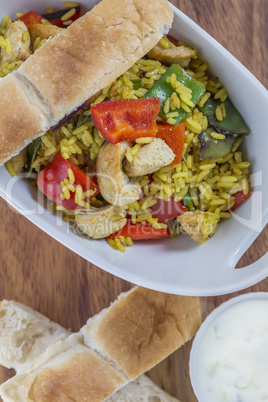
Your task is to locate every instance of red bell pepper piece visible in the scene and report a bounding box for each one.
[19,11,44,28]
[42,7,81,28]
[109,220,170,240]
[156,122,185,164]
[230,190,252,211]
[91,98,161,144]
[150,198,188,222]
[36,152,99,210]
[167,34,179,46]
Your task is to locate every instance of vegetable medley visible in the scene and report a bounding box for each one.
[1,2,251,252]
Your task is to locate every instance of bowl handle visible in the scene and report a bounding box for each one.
[227,251,268,292]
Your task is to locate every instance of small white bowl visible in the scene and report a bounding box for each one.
[189,292,268,401]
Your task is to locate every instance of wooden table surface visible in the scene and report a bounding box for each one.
[0,0,267,401]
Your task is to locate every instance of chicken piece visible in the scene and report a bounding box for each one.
[28,24,64,47]
[147,43,196,68]
[0,21,30,65]
[123,138,175,177]
[7,148,27,175]
[75,204,127,239]
[177,211,219,243]
[96,142,141,206]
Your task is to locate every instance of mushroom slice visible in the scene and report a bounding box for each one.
[75,204,127,240]
[147,43,196,68]
[123,138,175,177]
[177,211,219,244]
[96,141,141,206]
[1,21,30,65]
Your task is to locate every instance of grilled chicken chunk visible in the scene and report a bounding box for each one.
[75,204,127,239]
[123,138,175,177]
[177,211,219,243]
[1,21,30,65]
[147,43,196,68]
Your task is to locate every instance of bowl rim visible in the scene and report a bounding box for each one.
[189,291,268,400]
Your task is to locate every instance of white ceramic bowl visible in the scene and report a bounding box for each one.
[0,1,267,296]
[189,292,268,401]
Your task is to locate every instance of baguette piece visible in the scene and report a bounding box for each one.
[0,300,70,374]
[108,375,180,401]
[0,74,52,166]
[82,286,201,380]
[0,374,27,402]
[19,0,173,121]
[0,287,200,401]
[0,373,180,402]
[0,0,173,166]
[0,298,182,401]
[23,334,127,402]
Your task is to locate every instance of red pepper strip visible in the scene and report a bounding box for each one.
[150,198,188,223]
[91,98,161,144]
[167,34,179,46]
[19,11,44,28]
[229,190,252,212]
[156,122,185,165]
[36,152,99,210]
[42,7,81,28]
[109,220,170,240]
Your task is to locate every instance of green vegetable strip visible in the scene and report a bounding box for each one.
[199,98,250,135]
[198,128,238,160]
[144,64,206,125]
[130,78,143,90]
[25,138,41,178]
[183,191,194,208]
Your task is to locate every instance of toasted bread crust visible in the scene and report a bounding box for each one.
[0,74,48,165]
[83,287,202,380]
[19,0,173,121]
[26,349,126,401]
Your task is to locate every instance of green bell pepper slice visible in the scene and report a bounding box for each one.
[198,128,239,160]
[199,98,250,135]
[183,191,194,208]
[144,64,206,125]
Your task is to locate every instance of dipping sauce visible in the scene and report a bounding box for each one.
[193,297,268,401]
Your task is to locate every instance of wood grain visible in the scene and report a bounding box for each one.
[0,1,267,401]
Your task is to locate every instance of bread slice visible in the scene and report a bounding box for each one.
[0,300,70,374]
[0,0,173,166]
[0,73,52,166]
[0,373,27,402]
[0,297,182,402]
[23,334,128,402]
[0,287,199,401]
[0,372,180,402]
[107,375,180,401]
[19,0,173,122]
[82,286,201,380]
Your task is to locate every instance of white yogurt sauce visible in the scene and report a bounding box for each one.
[195,298,268,401]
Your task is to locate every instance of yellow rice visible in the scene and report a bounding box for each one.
[0,11,250,252]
